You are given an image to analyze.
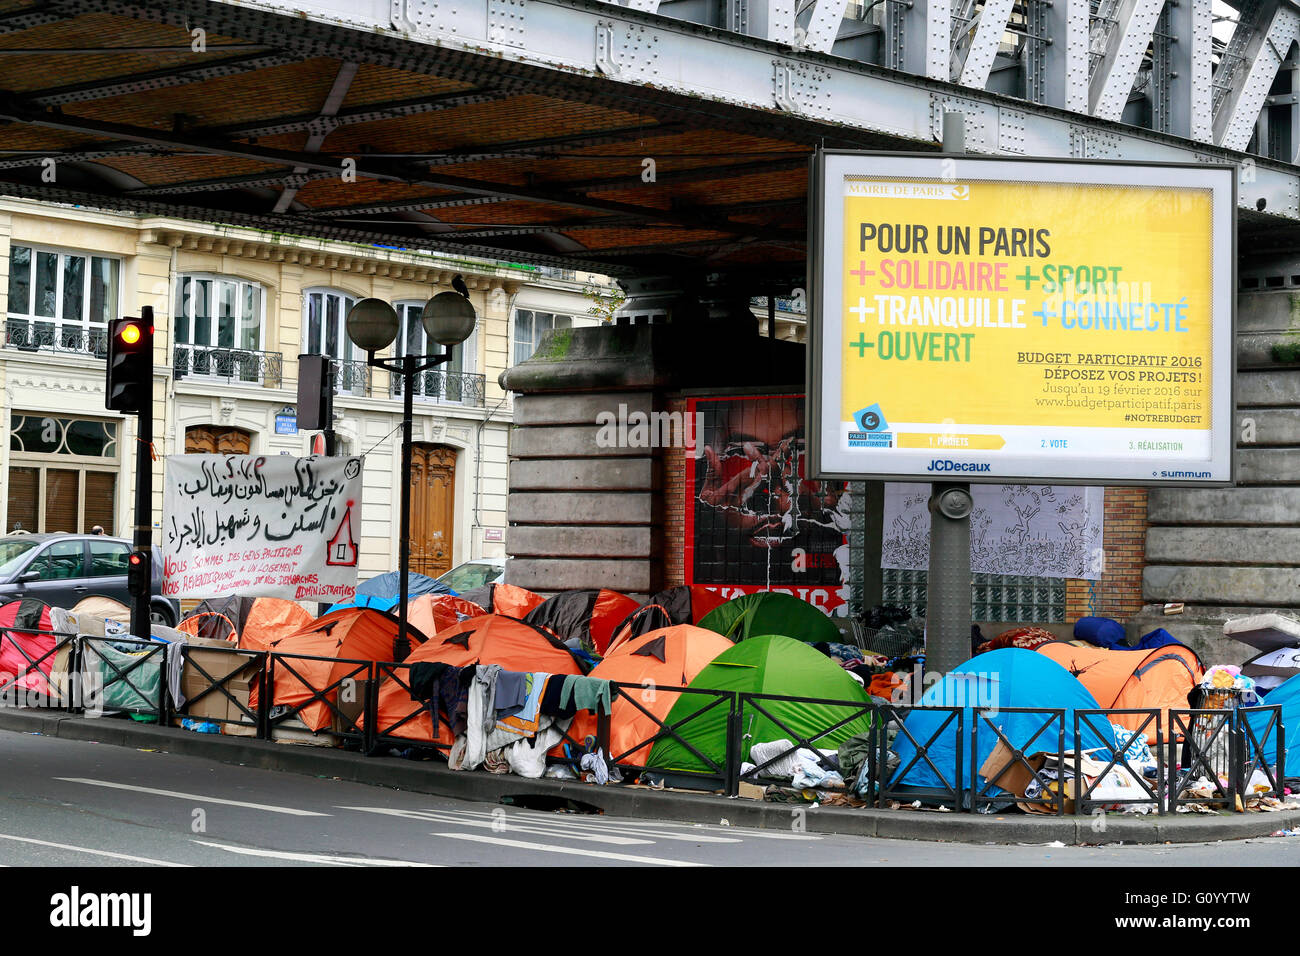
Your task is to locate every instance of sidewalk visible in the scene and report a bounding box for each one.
[3,708,1297,847]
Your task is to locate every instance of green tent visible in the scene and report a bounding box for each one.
[697,591,843,646]
[646,634,874,775]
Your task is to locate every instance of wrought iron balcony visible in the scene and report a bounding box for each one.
[3,320,109,357]
[173,343,283,388]
[389,369,486,407]
[333,359,372,397]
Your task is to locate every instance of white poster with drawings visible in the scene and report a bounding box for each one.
[162,455,364,601]
[882,483,1104,580]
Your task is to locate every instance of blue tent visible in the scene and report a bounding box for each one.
[1247,673,1300,778]
[890,648,1112,803]
[326,571,454,614]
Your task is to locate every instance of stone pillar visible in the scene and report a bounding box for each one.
[1136,287,1300,662]
[501,312,805,601]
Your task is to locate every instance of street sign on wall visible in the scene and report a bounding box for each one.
[808,153,1236,485]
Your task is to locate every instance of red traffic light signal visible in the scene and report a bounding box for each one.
[126,549,150,596]
[106,314,153,413]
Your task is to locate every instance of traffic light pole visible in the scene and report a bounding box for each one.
[130,307,154,639]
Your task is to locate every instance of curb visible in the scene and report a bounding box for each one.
[4,709,1297,846]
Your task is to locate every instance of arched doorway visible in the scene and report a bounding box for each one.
[185,426,251,455]
[409,444,456,579]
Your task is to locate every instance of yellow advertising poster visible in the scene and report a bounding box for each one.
[813,155,1234,484]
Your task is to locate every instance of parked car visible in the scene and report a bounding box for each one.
[0,533,180,627]
[435,559,505,594]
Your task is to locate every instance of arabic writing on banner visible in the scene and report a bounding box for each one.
[162,455,364,601]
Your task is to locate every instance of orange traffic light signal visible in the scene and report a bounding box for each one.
[106,316,153,412]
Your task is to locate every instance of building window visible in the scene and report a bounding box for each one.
[303,289,365,394]
[173,274,268,384]
[7,413,119,534]
[879,569,1067,624]
[5,244,119,355]
[513,308,572,365]
[395,300,478,402]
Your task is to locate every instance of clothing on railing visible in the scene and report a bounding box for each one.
[408,661,472,738]
[558,675,612,715]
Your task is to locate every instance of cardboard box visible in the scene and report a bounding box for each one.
[737,781,767,801]
[180,639,261,722]
[978,742,1113,814]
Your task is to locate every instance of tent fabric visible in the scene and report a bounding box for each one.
[606,605,675,655]
[1074,616,1128,649]
[0,599,56,693]
[1249,674,1300,777]
[697,592,842,646]
[569,625,734,766]
[370,614,583,745]
[646,634,874,775]
[71,596,130,624]
[238,598,316,653]
[607,587,730,654]
[891,648,1112,800]
[409,594,487,639]
[260,607,421,732]
[325,571,454,614]
[1036,641,1202,739]
[463,583,546,619]
[191,596,257,633]
[178,611,238,644]
[523,589,640,655]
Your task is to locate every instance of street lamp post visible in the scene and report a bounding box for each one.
[346,290,476,661]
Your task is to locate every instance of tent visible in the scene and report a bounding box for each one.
[409,593,487,639]
[646,634,874,776]
[258,607,423,732]
[523,589,641,655]
[1242,646,1300,692]
[370,613,584,746]
[71,596,130,624]
[0,598,57,693]
[569,625,734,766]
[325,571,454,614]
[1036,641,1202,740]
[606,586,730,653]
[697,592,842,646]
[891,648,1112,802]
[1247,674,1300,778]
[237,598,316,653]
[455,582,546,619]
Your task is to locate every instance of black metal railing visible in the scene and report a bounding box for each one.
[3,320,109,357]
[173,343,283,387]
[3,639,1290,817]
[333,359,371,397]
[390,369,486,407]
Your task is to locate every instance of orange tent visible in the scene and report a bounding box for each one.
[370,613,582,745]
[177,611,238,643]
[259,607,424,731]
[409,593,486,638]
[569,625,734,766]
[1036,641,1203,741]
[486,583,546,619]
[606,587,731,654]
[523,589,641,654]
[238,598,316,653]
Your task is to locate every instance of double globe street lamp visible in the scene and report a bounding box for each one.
[346,288,476,661]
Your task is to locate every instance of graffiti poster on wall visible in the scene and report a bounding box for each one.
[882,483,1104,579]
[162,455,363,601]
[685,395,851,616]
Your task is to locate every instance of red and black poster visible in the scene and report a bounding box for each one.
[684,394,852,616]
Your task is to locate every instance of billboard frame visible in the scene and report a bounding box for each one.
[806,150,1237,488]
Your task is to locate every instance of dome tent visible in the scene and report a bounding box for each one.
[697,592,842,646]
[646,634,874,778]
[891,648,1112,805]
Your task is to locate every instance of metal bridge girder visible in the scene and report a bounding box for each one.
[955,0,1015,90]
[1219,2,1300,152]
[1089,0,1168,122]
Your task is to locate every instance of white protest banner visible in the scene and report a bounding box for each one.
[162,455,363,601]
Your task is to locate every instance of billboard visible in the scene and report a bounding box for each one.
[808,153,1235,485]
[684,394,851,616]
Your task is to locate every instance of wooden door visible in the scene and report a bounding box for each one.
[410,444,456,578]
[185,426,251,454]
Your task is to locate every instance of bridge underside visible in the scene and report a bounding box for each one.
[2,0,1300,291]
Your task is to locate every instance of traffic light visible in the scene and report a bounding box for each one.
[106,314,153,412]
[126,549,150,597]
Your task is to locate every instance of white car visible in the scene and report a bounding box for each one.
[435,559,505,594]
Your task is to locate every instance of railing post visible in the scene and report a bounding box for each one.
[258,654,272,740]
[725,693,741,797]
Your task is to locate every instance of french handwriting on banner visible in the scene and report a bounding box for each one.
[162,455,364,601]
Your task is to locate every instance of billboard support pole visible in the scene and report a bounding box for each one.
[926,113,975,677]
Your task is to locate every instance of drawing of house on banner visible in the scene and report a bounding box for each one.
[327,501,358,566]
